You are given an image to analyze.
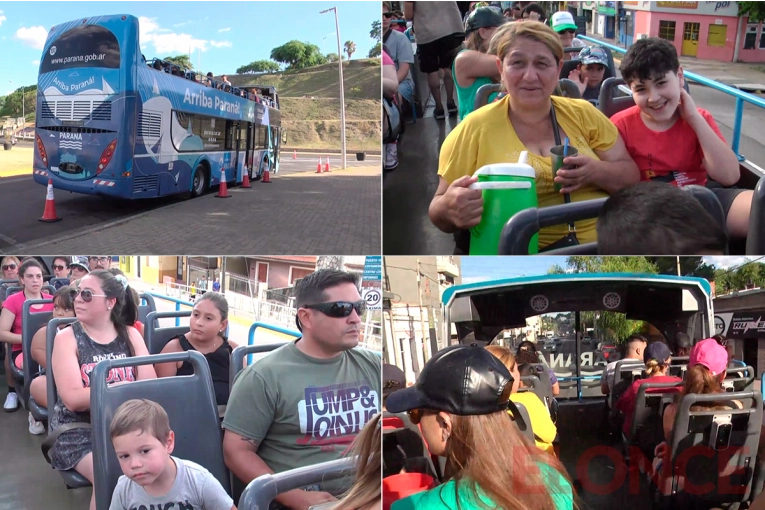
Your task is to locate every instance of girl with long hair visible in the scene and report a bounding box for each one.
[334,413,382,510]
[155,291,237,406]
[387,344,573,510]
[0,259,54,428]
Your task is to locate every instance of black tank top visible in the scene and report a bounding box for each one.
[176,334,232,406]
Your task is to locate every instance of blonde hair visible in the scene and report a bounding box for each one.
[490,20,564,63]
[334,413,382,510]
[1,256,20,270]
[110,399,171,443]
[485,344,517,372]
[644,359,666,377]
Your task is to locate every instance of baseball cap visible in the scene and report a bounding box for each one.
[551,11,577,33]
[644,341,672,364]
[385,344,512,416]
[383,364,407,397]
[689,338,728,376]
[465,7,508,34]
[578,45,610,66]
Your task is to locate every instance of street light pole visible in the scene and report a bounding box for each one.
[320,6,347,169]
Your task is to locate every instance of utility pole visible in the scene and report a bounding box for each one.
[320,7,347,169]
[416,259,430,361]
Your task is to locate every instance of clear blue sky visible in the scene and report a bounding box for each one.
[461,256,763,283]
[0,1,380,95]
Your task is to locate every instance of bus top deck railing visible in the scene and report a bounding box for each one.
[145,291,382,356]
[578,35,765,163]
[144,57,277,108]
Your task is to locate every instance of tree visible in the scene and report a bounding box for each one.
[326,53,340,63]
[163,54,193,70]
[270,40,327,71]
[344,40,357,60]
[315,256,344,271]
[647,257,716,280]
[368,42,382,58]
[370,20,381,42]
[236,60,281,74]
[739,2,765,22]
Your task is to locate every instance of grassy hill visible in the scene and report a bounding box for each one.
[231,58,381,151]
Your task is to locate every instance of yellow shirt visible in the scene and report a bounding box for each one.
[510,391,558,455]
[438,95,618,248]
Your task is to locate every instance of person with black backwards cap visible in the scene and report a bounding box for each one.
[387,344,574,510]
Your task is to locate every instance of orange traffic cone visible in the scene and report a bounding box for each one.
[241,167,252,188]
[293,150,297,160]
[216,168,231,198]
[316,157,323,174]
[262,166,272,183]
[39,179,62,223]
[324,156,331,173]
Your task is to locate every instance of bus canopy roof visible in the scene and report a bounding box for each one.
[443,273,712,330]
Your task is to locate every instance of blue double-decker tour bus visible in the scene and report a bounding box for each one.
[33,14,284,199]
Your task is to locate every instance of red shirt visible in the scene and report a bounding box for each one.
[3,290,54,352]
[616,375,682,435]
[611,105,726,187]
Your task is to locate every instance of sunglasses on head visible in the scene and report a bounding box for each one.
[69,288,108,303]
[383,12,394,18]
[2,264,17,271]
[304,300,366,318]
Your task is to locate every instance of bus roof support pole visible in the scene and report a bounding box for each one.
[732,97,745,162]
[575,311,582,402]
[322,6,347,169]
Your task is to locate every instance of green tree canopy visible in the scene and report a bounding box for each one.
[326,53,340,63]
[163,54,193,70]
[236,59,281,74]
[0,85,37,118]
[270,40,327,70]
[368,41,382,58]
[646,257,716,280]
[739,1,765,22]
[370,20,381,42]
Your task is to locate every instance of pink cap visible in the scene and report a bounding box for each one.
[689,338,728,376]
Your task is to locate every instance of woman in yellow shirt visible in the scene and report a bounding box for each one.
[429,21,638,252]
[486,345,558,455]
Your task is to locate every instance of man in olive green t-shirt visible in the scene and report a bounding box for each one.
[222,269,381,510]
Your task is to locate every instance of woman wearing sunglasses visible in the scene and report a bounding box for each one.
[387,344,573,510]
[49,270,156,510]
[0,256,21,309]
[155,291,237,407]
[0,259,55,424]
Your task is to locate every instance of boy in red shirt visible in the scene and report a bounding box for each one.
[611,38,752,239]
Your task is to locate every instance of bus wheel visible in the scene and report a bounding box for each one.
[191,164,207,198]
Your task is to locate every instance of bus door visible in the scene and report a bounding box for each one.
[242,122,253,179]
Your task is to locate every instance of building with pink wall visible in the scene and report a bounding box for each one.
[617,1,765,63]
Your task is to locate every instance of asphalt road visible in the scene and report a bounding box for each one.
[0,154,379,251]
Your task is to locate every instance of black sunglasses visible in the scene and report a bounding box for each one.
[2,264,17,271]
[304,300,366,318]
[560,29,577,35]
[69,288,108,303]
[53,264,67,271]
[383,12,394,18]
